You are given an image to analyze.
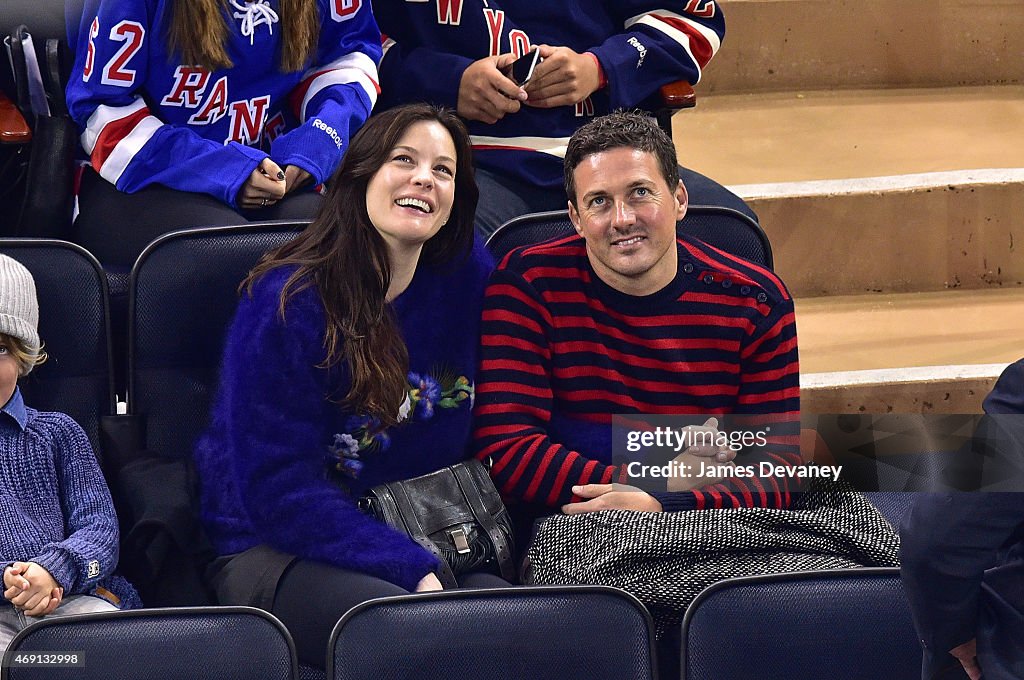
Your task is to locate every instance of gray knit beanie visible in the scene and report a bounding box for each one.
[0,254,41,373]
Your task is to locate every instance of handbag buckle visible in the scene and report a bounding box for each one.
[448,527,471,554]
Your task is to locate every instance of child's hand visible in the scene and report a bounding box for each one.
[4,563,31,596]
[4,562,63,617]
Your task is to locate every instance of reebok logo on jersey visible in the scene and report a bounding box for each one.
[313,118,343,149]
[627,37,647,68]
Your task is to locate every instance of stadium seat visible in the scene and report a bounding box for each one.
[328,586,657,680]
[485,206,773,269]
[118,223,324,675]
[0,239,114,458]
[680,568,922,680]
[861,491,913,527]
[1,606,298,680]
[127,222,306,462]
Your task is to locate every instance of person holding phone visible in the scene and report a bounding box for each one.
[372,0,754,237]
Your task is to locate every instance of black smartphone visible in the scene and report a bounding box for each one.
[506,48,542,86]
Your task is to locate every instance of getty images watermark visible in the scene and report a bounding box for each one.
[612,414,841,492]
[614,413,1024,493]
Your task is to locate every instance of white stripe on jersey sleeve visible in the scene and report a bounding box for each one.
[469,135,571,158]
[81,98,149,153]
[625,10,722,56]
[99,116,163,184]
[625,11,721,81]
[300,51,379,122]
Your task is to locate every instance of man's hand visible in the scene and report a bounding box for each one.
[4,562,63,617]
[237,157,287,209]
[524,45,602,108]
[680,417,737,462]
[457,54,527,124]
[414,572,444,592]
[562,484,662,514]
[950,639,981,680]
[283,165,313,195]
[662,418,738,491]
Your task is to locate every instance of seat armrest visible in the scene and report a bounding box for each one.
[656,80,697,137]
[660,80,697,110]
[0,90,31,144]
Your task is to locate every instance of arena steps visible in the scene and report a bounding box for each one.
[797,288,1023,412]
[709,0,1023,94]
[671,82,1023,412]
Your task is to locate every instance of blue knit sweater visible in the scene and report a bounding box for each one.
[1,389,139,609]
[195,239,494,590]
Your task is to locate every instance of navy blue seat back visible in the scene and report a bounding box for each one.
[1,606,297,680]
[329,587,657,680]
[128,223,305,459]
[0,240,113,455]
[485,206,773,270]
[862,491,913,527]
[681,569,921,680]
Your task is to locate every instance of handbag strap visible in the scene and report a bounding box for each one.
[387,480,458,589]
[45,38,67,116]
[453,462,515,583]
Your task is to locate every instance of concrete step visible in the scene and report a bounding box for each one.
[796,287,1024,373]
[796,287,1023,412]
[672,86,1024,297]
[706,0,1023,94]
[802,364,1008,414]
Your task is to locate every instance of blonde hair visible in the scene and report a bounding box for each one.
[1,333,47,377]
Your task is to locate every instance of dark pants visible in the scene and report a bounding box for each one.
[211,547,511,670]
[73,168,322,269]
[473,164,757,238]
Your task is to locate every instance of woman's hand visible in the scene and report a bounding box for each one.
[414,572,443,592]
[283,165,313,195]
[237,157,287,209]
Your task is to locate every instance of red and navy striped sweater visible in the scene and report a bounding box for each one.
[473,234,801,512]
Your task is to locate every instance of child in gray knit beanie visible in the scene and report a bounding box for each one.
[1,253,139,655]
[0,254,45,376]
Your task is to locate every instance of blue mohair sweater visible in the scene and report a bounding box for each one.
[1,389,140,608]
[195,238,494,591]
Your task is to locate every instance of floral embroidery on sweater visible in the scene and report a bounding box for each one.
[329,368,473,479]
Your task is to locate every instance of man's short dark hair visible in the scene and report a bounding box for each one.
[564,110,679,207]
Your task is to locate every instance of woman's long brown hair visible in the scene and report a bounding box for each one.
[243,104,478,426]
[168,0,319,72]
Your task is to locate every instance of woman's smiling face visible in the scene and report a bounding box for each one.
[365,120,458,251]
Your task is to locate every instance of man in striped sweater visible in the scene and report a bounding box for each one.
[473,111,801,522]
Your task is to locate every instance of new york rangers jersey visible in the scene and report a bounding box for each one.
[67,0,382,207]
[373,0,724,190]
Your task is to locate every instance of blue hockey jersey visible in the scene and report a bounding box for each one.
[66,0,382,207]
[373,0,725,190]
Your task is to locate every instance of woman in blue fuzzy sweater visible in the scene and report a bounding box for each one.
[193,103,501,668]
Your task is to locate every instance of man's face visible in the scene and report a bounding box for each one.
[568,147,687,296]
